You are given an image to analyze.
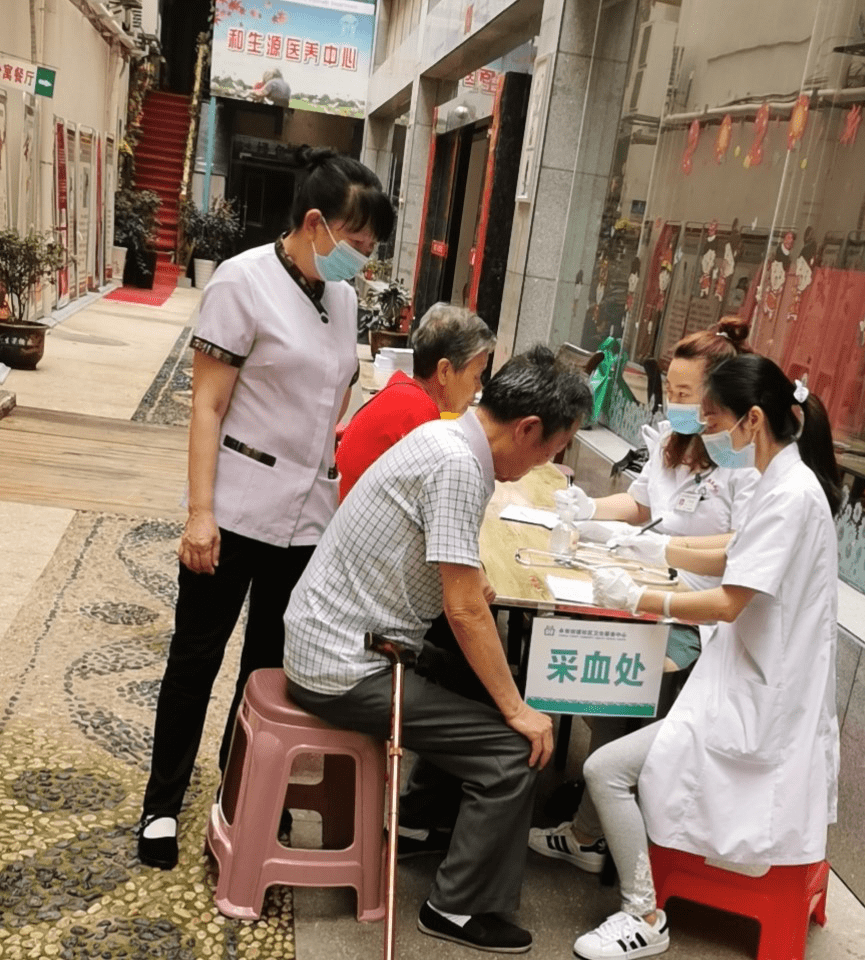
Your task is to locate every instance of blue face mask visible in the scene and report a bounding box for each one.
[312,218,369,282]
[701,415,755,469]
[665,402,704,435]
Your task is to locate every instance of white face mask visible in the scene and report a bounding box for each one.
[701,414,756,469]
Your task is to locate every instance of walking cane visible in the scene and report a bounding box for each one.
[364,631,417,960]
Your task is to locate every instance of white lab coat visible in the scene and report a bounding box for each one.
[639,444,839,864]
[629,421,760,591]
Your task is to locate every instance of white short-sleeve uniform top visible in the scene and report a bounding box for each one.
[639,444,839,865]
[628,421,760,591]
[194,242,358,547]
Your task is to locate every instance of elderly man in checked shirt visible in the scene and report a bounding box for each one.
[283,345,592,954]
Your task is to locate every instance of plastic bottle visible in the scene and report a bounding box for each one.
[549,491,577,560]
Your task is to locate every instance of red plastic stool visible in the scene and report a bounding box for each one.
[206,668,387,922]
[650,845,829,960]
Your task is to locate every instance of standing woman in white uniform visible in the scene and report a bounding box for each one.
[137,148,395,870]
[530,318,758,874]
[572,354,841,960]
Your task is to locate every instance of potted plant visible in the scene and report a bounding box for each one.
[366,279,412,357]
[179,197,242,289]
[0,229,65,369]
[114,187,161,288]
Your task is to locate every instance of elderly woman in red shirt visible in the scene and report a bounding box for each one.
[336,302,496,500]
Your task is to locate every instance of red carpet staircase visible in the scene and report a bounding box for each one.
[109,91,189,305]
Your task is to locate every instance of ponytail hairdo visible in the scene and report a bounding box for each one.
[706,354,842,516]
[287,145,395,242]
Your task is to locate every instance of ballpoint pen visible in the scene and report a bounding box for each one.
[637,516,663,535]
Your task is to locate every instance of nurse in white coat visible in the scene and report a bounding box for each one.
[530,318,758,874]
[572,354,842,960]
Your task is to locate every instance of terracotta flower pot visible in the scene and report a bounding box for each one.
[368,328,408,358]
[0,320,49,369]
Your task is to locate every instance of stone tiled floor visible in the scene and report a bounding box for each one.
[1,287,864,960]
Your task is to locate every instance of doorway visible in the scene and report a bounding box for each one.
[230,162,296,251]
[413,72,530,333]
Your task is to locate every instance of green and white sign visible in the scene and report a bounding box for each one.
[525,616,667,717]
[0,53,56,98]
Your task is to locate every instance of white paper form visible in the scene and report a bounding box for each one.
[499,505,558,529]
[545,575,595,605]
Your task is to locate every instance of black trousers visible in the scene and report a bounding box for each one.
[142,529,314,819]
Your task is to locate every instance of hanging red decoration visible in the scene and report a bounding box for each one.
[681,119,700,175]
[715,114,732,163]
[744,104,769,168]
[839,104,863,146]
[787,94,810,150]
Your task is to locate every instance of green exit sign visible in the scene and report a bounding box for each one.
[35,66,56,98]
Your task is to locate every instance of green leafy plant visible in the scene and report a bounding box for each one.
[369,279,411,331]
[179,197,242,263]
[114,188,161,274]
[0,230,65,324]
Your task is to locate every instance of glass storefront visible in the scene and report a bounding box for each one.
[580,0,865,591]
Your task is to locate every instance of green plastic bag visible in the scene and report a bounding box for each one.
[588,336,631,424]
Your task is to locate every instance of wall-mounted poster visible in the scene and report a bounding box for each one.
[515,55,550,203]
[66,122,78,300]
[0,91,9,230]
[54,118,69,306]
[18,95,37,234]
[104,135,115,281]
[95,133,104,287]
[19,95,41,316]
[210,0,374,118]
[78,125,94,296]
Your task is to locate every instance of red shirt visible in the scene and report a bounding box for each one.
[336,370,440,500]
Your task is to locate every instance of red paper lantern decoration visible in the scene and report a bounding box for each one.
[840,104,862,146]
[744,104,769,168]
[681,120,700,175]
[787,94,809,150]
[715,114,732,163]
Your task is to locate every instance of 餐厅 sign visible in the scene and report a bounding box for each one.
[525,616,668,717]
[0,53,56,98]
[210,0,374,118]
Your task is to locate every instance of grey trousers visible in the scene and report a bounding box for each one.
[582,721,662,917]
[287,667,539,915]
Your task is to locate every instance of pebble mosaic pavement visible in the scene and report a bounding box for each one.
[0,512,296,960]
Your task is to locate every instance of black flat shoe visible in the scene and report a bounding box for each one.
[137,816,178,870]
[418,901,532,953]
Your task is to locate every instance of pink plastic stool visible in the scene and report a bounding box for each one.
[650,845,829,960]
[206,668,387,922]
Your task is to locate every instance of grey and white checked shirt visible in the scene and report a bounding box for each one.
[283,409,495,695]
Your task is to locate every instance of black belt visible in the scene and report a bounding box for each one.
[223,435,276,467]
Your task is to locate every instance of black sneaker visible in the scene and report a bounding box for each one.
[137,815,178,870]
[418,901,532,953]
[397,826,451,859]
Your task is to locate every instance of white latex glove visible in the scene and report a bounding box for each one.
[567,485,596,521]
[592,567,646,613]
[606,529,671,567]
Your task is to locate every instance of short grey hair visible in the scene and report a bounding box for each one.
[410,303,496,379]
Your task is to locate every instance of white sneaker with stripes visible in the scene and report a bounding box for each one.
[528,821,607,873]
[573,910,670,959]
